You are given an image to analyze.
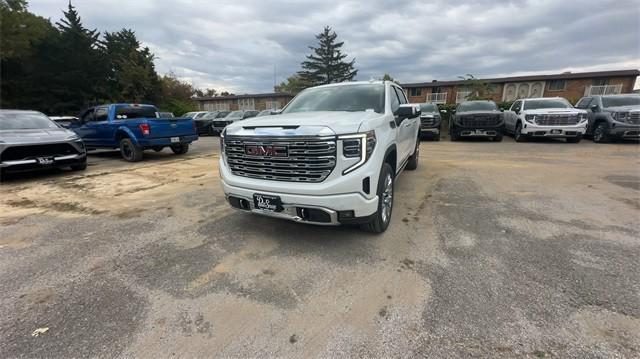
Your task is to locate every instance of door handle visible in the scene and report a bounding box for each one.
[402,122,412,127]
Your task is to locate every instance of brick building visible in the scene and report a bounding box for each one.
[401,69,639,105]
[194,92,294,112]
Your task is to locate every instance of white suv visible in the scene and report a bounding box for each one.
[504,97,588,143]
[219,81,421,233]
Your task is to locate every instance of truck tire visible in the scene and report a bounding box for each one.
[592,122,610,143]
[514,122,527,142]
[433,132,441,141]
[566,134,582,143]
[493,131,504,142]
[450,126,459,141]
[171,143,189,155]
[406,137,419,170]
[361,163,394,233]
[119,138,144,162]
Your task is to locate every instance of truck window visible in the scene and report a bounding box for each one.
[511,101,522,112]
[282,84,385,114]
[115,105,157,119]
[390,87,400,114]
[95,107,108,121]
[82,108,95,122]
[575,97,592,109]
[393,87,408,104]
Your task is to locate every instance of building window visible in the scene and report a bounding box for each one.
[211,101,230,111]
[547,80,566,91]
[265,100,280,110]
[237,98,255,110]
[409,88,422,97]
[593,78,609,86]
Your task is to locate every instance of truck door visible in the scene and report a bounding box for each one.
[393,86,416,164]
[506,100,521,132]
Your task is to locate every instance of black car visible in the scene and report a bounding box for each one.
[418,103,443,141]
[450,100,504,141]
[0,110,87,180]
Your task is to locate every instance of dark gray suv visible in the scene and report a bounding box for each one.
[575,94,640,142]
[418,103,443,141]
[0,110,87,180]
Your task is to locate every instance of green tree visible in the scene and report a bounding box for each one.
[0,0,56,109]
[102,29,161,103]
[157,73,198,115]
[458,74,496,100]
[298,26,358,86]
[274,74,310,94]
[40,1,110,113]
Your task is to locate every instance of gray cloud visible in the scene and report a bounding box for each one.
[30,0,640,92]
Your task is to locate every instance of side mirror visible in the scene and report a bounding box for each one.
[451,109,456,114]
[440,109,447,114]
[396,104,420,121]
[271,109,282,115]
[590,104,598,112]
[515,109,520,115]
[500,108,504,112]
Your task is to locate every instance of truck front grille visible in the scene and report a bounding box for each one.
[535,114,579,126]
[1,143,79,162]
[626,112,640,124]
[420,117,436,127]
[224,136,337,183]
[459,115,501,127]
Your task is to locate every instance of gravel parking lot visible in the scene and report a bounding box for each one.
[1,136,639,357]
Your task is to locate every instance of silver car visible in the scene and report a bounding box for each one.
[0,110,87,180]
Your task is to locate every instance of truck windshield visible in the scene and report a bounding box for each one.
[115,105,157,119]
[283,84,385,114]
[419,103,437,112]
[225,111,244,119]
[602,96,640,108]
[458,102,497,111]
[0,112,59,130]
[201,112,219,119]
[523,99,572,110]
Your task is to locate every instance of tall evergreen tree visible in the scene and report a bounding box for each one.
[44,1,108,113]
[103,29,161,103]
[298,26,358,86]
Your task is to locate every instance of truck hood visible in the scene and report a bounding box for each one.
[604,105,640,112]
[225,111,379,135]
[0,128,78,144]
[457,110,502,116]
[522,108,586,115]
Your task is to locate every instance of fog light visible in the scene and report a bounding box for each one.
[338,210,355,219]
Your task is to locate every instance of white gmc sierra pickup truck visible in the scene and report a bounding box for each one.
[504,97,588,143]
[219,81,421,233]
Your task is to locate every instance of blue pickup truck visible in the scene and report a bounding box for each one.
[69,104,198,162]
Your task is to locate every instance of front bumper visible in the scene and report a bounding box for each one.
[609,125,640,138]
[520,122,586,137]
[453,124,504,137]
[0,153,86,171]
[221,179,379,226]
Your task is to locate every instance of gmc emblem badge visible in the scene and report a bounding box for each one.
[244,145,288,158]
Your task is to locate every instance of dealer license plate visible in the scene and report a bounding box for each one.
[253,193,283,212]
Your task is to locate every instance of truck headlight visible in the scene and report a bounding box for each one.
[611,112,628,122]
[524,114,536,123]
[578,114,588,123]
[219,129,225,154]
[65,134,80,141]
[339,130,376,175]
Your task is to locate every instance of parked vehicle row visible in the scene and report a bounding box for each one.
[184,109,279,136]
[419,94,639,144]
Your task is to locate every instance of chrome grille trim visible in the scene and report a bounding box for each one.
[626,112,640,124]
[534,114,579,126]
[224,136,337,183]
[459,115,501,127]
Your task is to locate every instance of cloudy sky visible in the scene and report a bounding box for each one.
[30,0,640,93]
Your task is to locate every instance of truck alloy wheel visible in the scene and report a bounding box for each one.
[361,163,394,233]
[514,123,526,142]
[119,138,143,162]
[593,123,610,143]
